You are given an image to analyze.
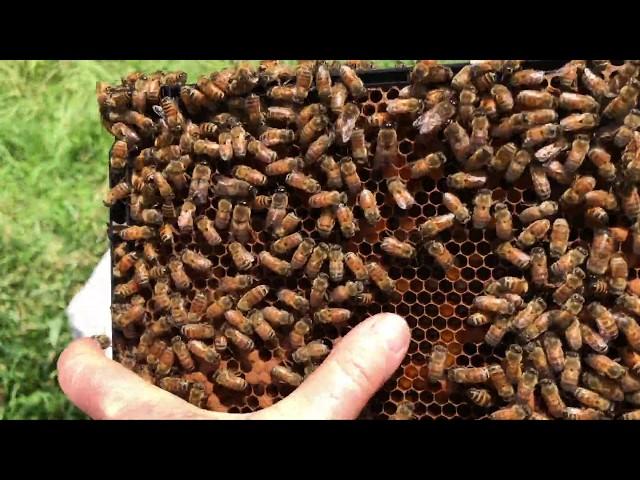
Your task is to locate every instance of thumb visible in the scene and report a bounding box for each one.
[253,313,410,420]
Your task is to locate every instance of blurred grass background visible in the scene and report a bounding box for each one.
[0,60,464,419]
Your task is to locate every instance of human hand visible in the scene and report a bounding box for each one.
[57,313,410,420]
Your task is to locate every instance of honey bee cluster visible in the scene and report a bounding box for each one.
[100,60,640,419]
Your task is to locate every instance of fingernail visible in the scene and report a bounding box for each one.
[373,313,410,354]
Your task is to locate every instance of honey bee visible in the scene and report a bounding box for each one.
[444,121,471,162]
[289,316,312,349]
[305,243,329,279]
[337,157,362,196]
[615,110,640,148]
[446,172,487,190]
[339,253,367,284]
[308,190,347,209]
[413,100,456,136]
[419,213,455,240]
[103,182,131,208]
[490,83,514,113]
[536,379,565,419]
[516,89,556,110]
[488,203,513,241]
[180,249,212,274]
[582,371,625,403]
[266,106,297,127]
[304,131,335,166]
[458,88,478,127]
[229,202,253,245]
[618,409,640,420]
[358,189,382,225]
[224,309,254,336]
[264,157,301,177]
[269,365,303,388]
[316,63,332,102]
[247,139,277,165]
[603,81,640,120]
[585,353,626,380]
[299,103,328,127]
[275,288,308,314]
[496,242,531,270]
[180,322,215,340]
[465,145,494,172]
[615,312,640,351]
[573,387,613,413]
[486,364,514,401]
[483,315,511,347]
[588,146,616,181]
[620,347,640,377]
[169,336,195,372]
[339,65,367,99]
[218,274,254,295]
[329,281,364,304]
[246,310,277,347]
[260,128,295,147]
[155,347,175,377]
[620,182,640,219]
[471,189,493,229]
[285,171,321,194]
[517,219,551,249]
[425,241,455,272]
[549,247,588,279]
[235,285,268,313]
[300,115,328,147]
[607,253,629,295]
[314,307,352,325]
[522,123,561,149]
[512,297,547,330]
[306,273,330,310]
[334,103,360,145]
[373,123,398,170]
[166,257,190,291]
[117,225,155,242]
[380,237,416,260]
[260,306,293,327]
[214,368,247,392]
[586,228,614,276]
[514,367,538,408]
[366,261,396,295]
[252,195,271,212]
[292,340,331,364]
[317,155,342,191]
[389,400,416,420]
[526,165,550,201]
[387,177,416,210]
[193,216,220,247]
[275,213,302,238]
[448,366,490,384]
[466,312,492,326]
[113,251,138,278]
[267,84,296,103]
[270,233,302,257]
[226,241,254,271]
[502,344,523,385]
[520,201,558,225]
[541,332,565,374]
[520,309,555,342]
[422,344,448,383]
[223,325,255,352]
[232,165,267,188]
[284,238,315,272]
[158,375,192,398]
[336,203,358,239]
[464,388,493,408]
[258,251,291,276]
[470,114,490,151]
[523,341,552,380]
[266,187,289,231]
[213,176,255,199]
[551,268,585,306]
[474,295,515,315]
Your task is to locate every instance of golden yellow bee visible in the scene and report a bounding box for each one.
[550,247,588,277]
[304,242,329,279]
[310,273,330,310]
[237,285,269,312]
[289,316,312,349]
[427,344,448,383]
[181,249,212,274]
[224,326,255,352]
[373,123,398,170]
[314,307,352,325]
[329,281,363,304]
[150,280,171,313]
[214,368,247,392]
[271,365,303,387]
[448,367,490,384]
[258,251,292,277]
[471,189,493,229]
[615,312,640,351]
[181,323,216,340]
[366,261,396,295]
[228,242,255,271]
[447,171,487,190]
[485,315,511,347]
[262,306,294,327]
[419,213,455,240]
[277,288,310,313]
[292,340,331,364]
[381,237,416,260]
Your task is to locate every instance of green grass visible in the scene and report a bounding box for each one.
[0,60,463,419]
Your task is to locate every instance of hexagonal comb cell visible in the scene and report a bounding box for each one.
[105,60,640,420]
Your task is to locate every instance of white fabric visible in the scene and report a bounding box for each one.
[66,251,113,359]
